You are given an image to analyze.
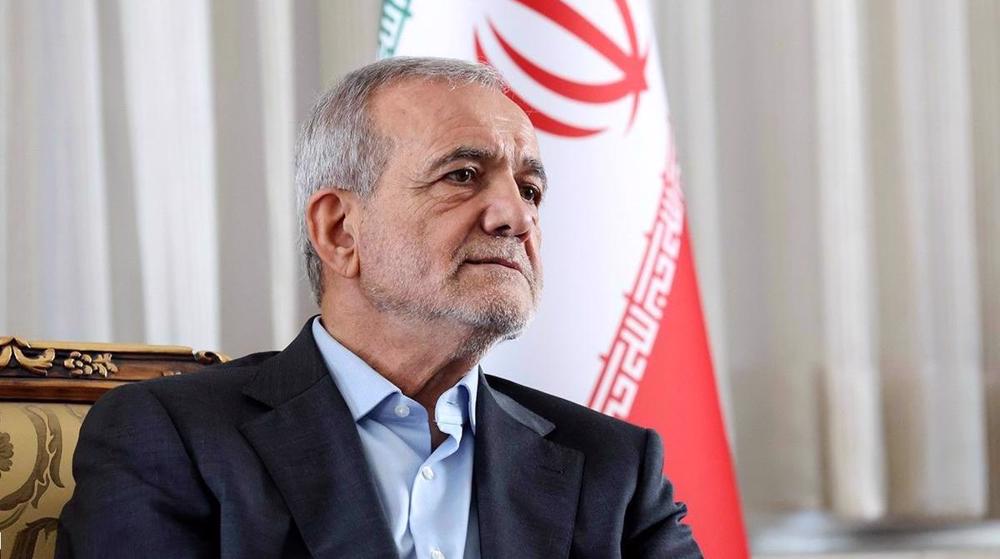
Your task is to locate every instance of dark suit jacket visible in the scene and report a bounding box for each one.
[57,321,702,558]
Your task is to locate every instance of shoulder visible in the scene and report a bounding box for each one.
[484,373,646,436]
[484,374,652,459]
[111,350,275,396]
[88,350,279,428]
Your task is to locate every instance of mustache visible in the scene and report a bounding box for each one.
[457,242,536,281]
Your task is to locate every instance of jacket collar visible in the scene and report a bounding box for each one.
[240,317,330,409]
[239,319,397,559]
[239,318,585,559]
[474,375,585,559]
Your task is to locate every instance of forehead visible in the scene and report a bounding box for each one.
[369,79,539,161]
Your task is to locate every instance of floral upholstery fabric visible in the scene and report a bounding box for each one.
[0,403,89,559]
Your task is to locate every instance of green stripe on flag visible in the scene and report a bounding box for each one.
[377,0,413,59]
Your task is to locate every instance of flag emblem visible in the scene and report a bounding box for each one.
[474,0,649,137]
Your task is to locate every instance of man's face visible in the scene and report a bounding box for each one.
[357,79,545,340]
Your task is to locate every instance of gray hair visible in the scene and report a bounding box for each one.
[295,56,507,305]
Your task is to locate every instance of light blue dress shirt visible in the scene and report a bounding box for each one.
[311,318,480,559]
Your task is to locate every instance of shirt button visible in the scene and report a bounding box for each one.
[394,404,410,418]
[430,548,445,559]
[421,466,435,480]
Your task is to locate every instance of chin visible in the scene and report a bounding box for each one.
[435,293,538,357]
[440,275,541,336]
[473,302,535,337]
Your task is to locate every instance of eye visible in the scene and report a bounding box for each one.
[519,184,542,205]
[445,168,477,184]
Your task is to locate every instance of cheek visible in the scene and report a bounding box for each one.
[529,227,542,255]
[398,217,459,272]
[361,214,417,269]
[437,209,481,247]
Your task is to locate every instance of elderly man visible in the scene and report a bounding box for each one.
[57,57,701,558]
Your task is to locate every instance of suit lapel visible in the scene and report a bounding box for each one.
[238,321,397,559]
[475,374,585,559]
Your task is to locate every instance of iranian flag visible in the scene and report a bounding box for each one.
[379,1,747,555]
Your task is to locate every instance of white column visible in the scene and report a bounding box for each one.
[813,0,886,520]
[2,0,112,341]
[317,0,383,86]
[871,0,987,518]
[655,0,733,441]
[209,0,276,356]
[0,0,9,333]
[95,0,148,343]
[710,0,824,512]
[257,0,302,347]
[2,0,41,337]
[968,0,1000,516]
[117,0,220,349]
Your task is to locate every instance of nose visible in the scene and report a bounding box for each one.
[480,177,536,241]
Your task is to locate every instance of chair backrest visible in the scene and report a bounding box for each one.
[0,336,227,559]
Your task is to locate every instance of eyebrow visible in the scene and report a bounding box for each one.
[427,146,497,172]
[522,157,547,190]
[427,145,548,191]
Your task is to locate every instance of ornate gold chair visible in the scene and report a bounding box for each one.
[0,337,226,559]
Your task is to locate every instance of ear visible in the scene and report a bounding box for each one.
[306,188,362,280]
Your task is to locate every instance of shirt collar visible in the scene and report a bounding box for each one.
[311,317,479,431]
[452,363,480,434]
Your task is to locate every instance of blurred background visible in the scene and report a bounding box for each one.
[2,0,999,556]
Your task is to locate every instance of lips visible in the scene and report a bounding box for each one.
[464,257,524,275]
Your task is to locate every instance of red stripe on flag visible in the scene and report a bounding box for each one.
[589,150,747,556]
[627,223,748,558]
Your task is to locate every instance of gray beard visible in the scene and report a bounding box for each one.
[357,212,541,356]
[360,273,536,349]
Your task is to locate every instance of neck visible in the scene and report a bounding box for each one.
[319,298,495,415]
